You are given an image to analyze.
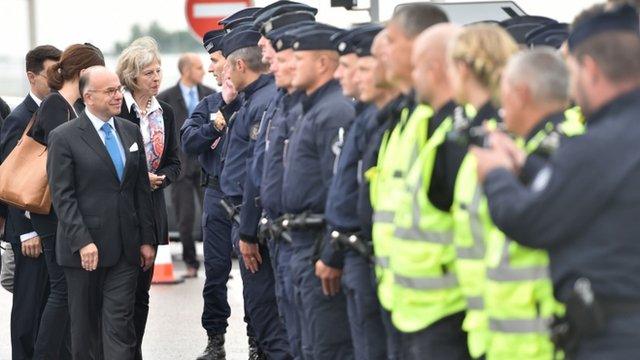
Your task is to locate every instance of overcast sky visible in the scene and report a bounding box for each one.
[1,0,602,58]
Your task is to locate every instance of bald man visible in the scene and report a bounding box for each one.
[48,66,156,359]
[158,53,214,277]
[388,23,473,360]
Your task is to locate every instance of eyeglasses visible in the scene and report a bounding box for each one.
[87,85,125,97]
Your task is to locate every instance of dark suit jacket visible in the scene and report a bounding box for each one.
[119,99,180,244]
[0,95,38,245]
[157,82,214,180]
[47,113,156,268]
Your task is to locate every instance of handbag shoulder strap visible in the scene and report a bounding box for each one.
[22,112,38,138]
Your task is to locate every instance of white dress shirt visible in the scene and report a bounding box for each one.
[85,108,127,165]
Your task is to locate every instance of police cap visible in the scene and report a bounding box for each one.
[261,11,316,36]
[500,15,557,45]
[224,16,256,31]
[269,21,316,52]
[568,4,640,51]
[291,24,343,51]
[219,7,262,27]
[353,26,384,57]
[221,29,261,57]
[525,23,569,49]
[203,29,226,54]
[252,2,318,32]
[331,24,383,56]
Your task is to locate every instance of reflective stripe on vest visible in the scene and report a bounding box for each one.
[394,272,459,290]
[486,240,549,281]
[489,318,552,334]
[376,256,389,268]
[393,227,453,244]
[456,185,486,259]
[467,296,484,310]
[373,210,395,223]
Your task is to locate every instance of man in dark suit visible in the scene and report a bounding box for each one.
[157,53,214,277]
[0,45,62,360]
[47,66,156,359]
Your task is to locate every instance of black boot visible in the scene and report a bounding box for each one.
[197,333,226,360]
[248,337,266,360]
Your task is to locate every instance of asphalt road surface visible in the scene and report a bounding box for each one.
[0,242,251,360]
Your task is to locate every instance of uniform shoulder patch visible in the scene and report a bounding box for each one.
[250,122,260,140]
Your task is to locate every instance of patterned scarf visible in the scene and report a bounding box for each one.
[145,108,164,172]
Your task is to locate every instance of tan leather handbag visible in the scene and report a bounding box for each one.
[0,115,51,214]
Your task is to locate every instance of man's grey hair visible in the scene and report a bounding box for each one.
[504,47,569,105]
[227,46,267,73]
[391,3,449,38]
[116,36,162,92]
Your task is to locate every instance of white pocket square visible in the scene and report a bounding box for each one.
[129,143,139,152]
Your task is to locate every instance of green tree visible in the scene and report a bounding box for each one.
[113,22,202,54]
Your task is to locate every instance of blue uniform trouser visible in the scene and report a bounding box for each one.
[574,311,640,360]
[201,188,240,335]
[379,300,402,360]
[342,252,388,360]
[290,229,354,360]
[231,219,292,360]
[268,236,303,360]
[400,311,470,360]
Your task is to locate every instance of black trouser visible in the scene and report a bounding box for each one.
[34,235,72,359]
[400,311,471,360]
[64,256,139,360]
[10,241,49,360]
[572,311,640,360]
[171,174,204,270]
[134,254,155,360]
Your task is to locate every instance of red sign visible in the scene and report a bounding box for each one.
[185,0,252,40]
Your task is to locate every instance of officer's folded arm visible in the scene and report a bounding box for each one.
[481,135,625,250]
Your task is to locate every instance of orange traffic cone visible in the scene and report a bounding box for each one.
[151,244,184,285]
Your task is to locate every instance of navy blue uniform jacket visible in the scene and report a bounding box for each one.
[282,79,355,215]
[483,88,640,302]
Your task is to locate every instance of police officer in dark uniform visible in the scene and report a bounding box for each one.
[474,4,640,359]
[316,25,380,289]
[319,25,390,360]
[251,10,317,360]
[281,23,356,360]
[236,2,316,286]
[218,27,292,360]
[181,28,246,360]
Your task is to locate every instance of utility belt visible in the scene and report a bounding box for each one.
[201,174,221,191]
[220,197,241,225]
[551,277,640,358]
[279,212,325,231]
[330,230,373,261]
[257,212,325,242]
[279,212,326,263]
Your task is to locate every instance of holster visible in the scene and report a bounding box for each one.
[258,216,292,244]
[220,198,241,225]
[330,231,373,261]
[551,278,606,358]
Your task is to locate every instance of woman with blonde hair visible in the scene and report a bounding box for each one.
[116,36,180,360]
[446,23,518,359]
